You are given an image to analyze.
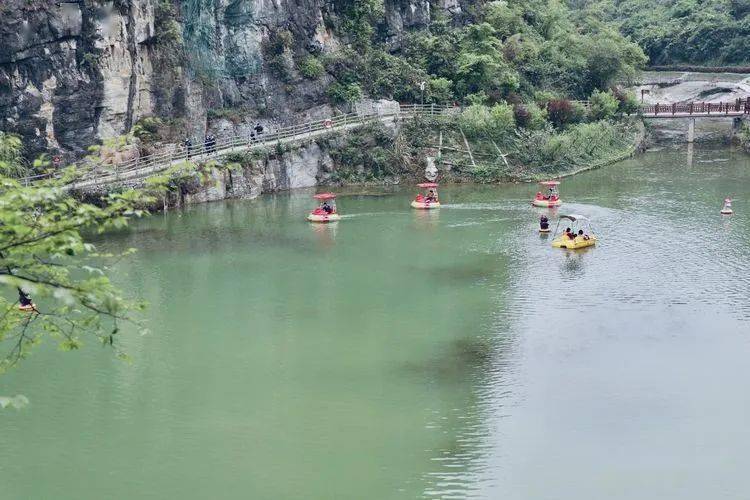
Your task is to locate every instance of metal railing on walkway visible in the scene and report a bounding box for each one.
[21,103,456,189]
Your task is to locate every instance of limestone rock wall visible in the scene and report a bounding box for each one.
[0,0,464,162]
[179,140,337,207]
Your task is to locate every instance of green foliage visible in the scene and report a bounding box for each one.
[263,30,296,82]
[428,78,454,103]
[0,132,28,178]
[360,51,426,102]
[513,102,548,130]
[0,168,150,372]
[223,152,254,166]
[589,89,619,120]
[512,120,636,174]
[570,101,589,123]
[611,88,641,115]
[338,0,645,106]
[81,52,101,69]
[336,0,385,48]
[298,56,325,79]
[466,91,490,105]
[327,124,402,182]
[470,162,512,183]
[584,0,750,65]
[132,117,164,143]
[327,82,363,104]
[155,0,183,45]
[271,30,294,53]
[207,108,244,123]
[737,121,750,151]
[143,160,222,195]
[459,104,516,142]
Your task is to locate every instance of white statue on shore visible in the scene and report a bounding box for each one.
[424,156,438,181]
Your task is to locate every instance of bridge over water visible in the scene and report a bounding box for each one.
[21,100,750,189]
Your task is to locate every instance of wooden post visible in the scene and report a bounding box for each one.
[460,128,477,170]
[687,118,695,143]
[490,139,510,168]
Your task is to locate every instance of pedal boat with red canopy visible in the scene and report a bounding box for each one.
[532,180,562,207]
[307,193,341,222]
[411,183,441,209]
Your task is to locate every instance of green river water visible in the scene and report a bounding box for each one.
[2,145,750,499]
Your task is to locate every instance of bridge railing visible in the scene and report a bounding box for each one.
[642,99,750,116]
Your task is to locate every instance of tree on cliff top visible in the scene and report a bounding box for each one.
[0,160,149,374]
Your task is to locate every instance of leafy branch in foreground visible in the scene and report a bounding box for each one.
[0,172,152,373]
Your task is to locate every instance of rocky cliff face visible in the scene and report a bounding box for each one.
[0,0,463,161]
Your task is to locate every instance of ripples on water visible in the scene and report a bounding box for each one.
[2,147,750,500]
[421,147,750,499]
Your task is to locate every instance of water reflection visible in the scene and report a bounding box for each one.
[559,247,593,277]
[309,221,338,249]
[412,206,441,230]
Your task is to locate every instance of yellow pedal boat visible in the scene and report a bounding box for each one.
[552,235,596,249]
[551,214,597,249]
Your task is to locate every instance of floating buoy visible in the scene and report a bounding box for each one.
[720,197,733,215]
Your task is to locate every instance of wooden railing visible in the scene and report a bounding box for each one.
[21,103,457,189]
[641,99,750,116]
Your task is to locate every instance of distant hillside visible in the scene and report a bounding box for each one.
[573,0,750,66]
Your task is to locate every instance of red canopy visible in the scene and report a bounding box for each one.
[417,183,439,188]
[539,180,560,186]
[314,193,337,200]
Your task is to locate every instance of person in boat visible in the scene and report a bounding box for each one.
[565,227,575,240]
[426,189,437,202]
[578,229,590,241]
[540,215,549,230]
[536,191,543,200]
[322,201,333,214]
[18,288,36,312]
